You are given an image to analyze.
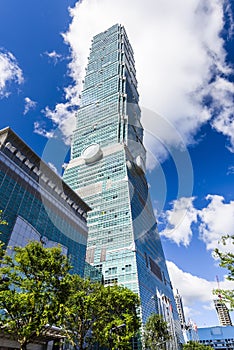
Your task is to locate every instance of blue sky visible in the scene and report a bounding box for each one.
[0,0,234,328]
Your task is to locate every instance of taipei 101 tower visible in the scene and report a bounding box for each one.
[63,24,182,348]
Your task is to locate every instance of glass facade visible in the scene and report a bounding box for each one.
[0,127,90,277]
[63,24,183,348]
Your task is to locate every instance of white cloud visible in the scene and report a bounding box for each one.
[34,121,55,139]
[167,260,234,325]
[224,0,234,38]
[0,49,23,97]
[168,261,214,305]
[23,97,37,115]
[44,50,62,64]
[160,194,234,254]
[159,194,234,254]
[199,195,234,252]
[38,0,233,159]
[43,103,76,145]
[208,77,234,152]
[160,197,198,246]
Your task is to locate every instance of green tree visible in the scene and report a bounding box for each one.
[214,235,234,308]
[0,241,71,350]
[62,274,103,349]
[63,276,140,349]
[95,284,141,349]
[183,340,213,349]
[143,313,171,350]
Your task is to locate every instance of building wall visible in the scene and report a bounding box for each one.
[0,127,90,276]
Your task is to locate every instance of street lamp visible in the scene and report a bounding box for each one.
[109,323,126,349]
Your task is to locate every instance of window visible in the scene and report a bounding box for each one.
[125,264,131,272]
[108,267,117,275]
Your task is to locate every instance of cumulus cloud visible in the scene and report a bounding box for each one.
[160,195,234,253]
[167,260,234,324]
[38,0,234,161]
[199,195,234,252]
[0,49,23,97]
[23,97,37,115]
[209,78,234,152]
[224,0,234,38]
[160,197,198,246]
[43,103,76,145]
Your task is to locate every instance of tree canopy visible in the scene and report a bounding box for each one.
[214,235,234,308]
[0,240,141,350]
[0,241,71,350]
[94,283,140,349]
[62,275,140,349]
[143,313,171,350]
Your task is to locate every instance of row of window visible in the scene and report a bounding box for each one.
[78,165,125,188]
[88,231,132,246]
[73,129,119,159]
[92,25,120,46]
[81,76,121,107]
[105,264,133,276]
[88,40,119,64]
[84,63,120,90]
[86,51,119,76]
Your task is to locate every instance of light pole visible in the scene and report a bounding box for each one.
[109,323,126,349]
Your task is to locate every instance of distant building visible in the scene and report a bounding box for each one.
[175,289,186,330]
[0,127,90,276]
[0,327,64,350]
[198,325,234,349]
[183,321,199,343]
[173,289,200,344]
[214,299,232,326]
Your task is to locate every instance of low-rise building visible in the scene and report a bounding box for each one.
[198,325,234,349]
[0,127,90,276]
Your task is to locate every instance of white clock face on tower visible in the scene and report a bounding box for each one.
[82,143,103,164]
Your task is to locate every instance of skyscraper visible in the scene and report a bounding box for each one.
[214,299,232,326]
[63,24,182,348]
